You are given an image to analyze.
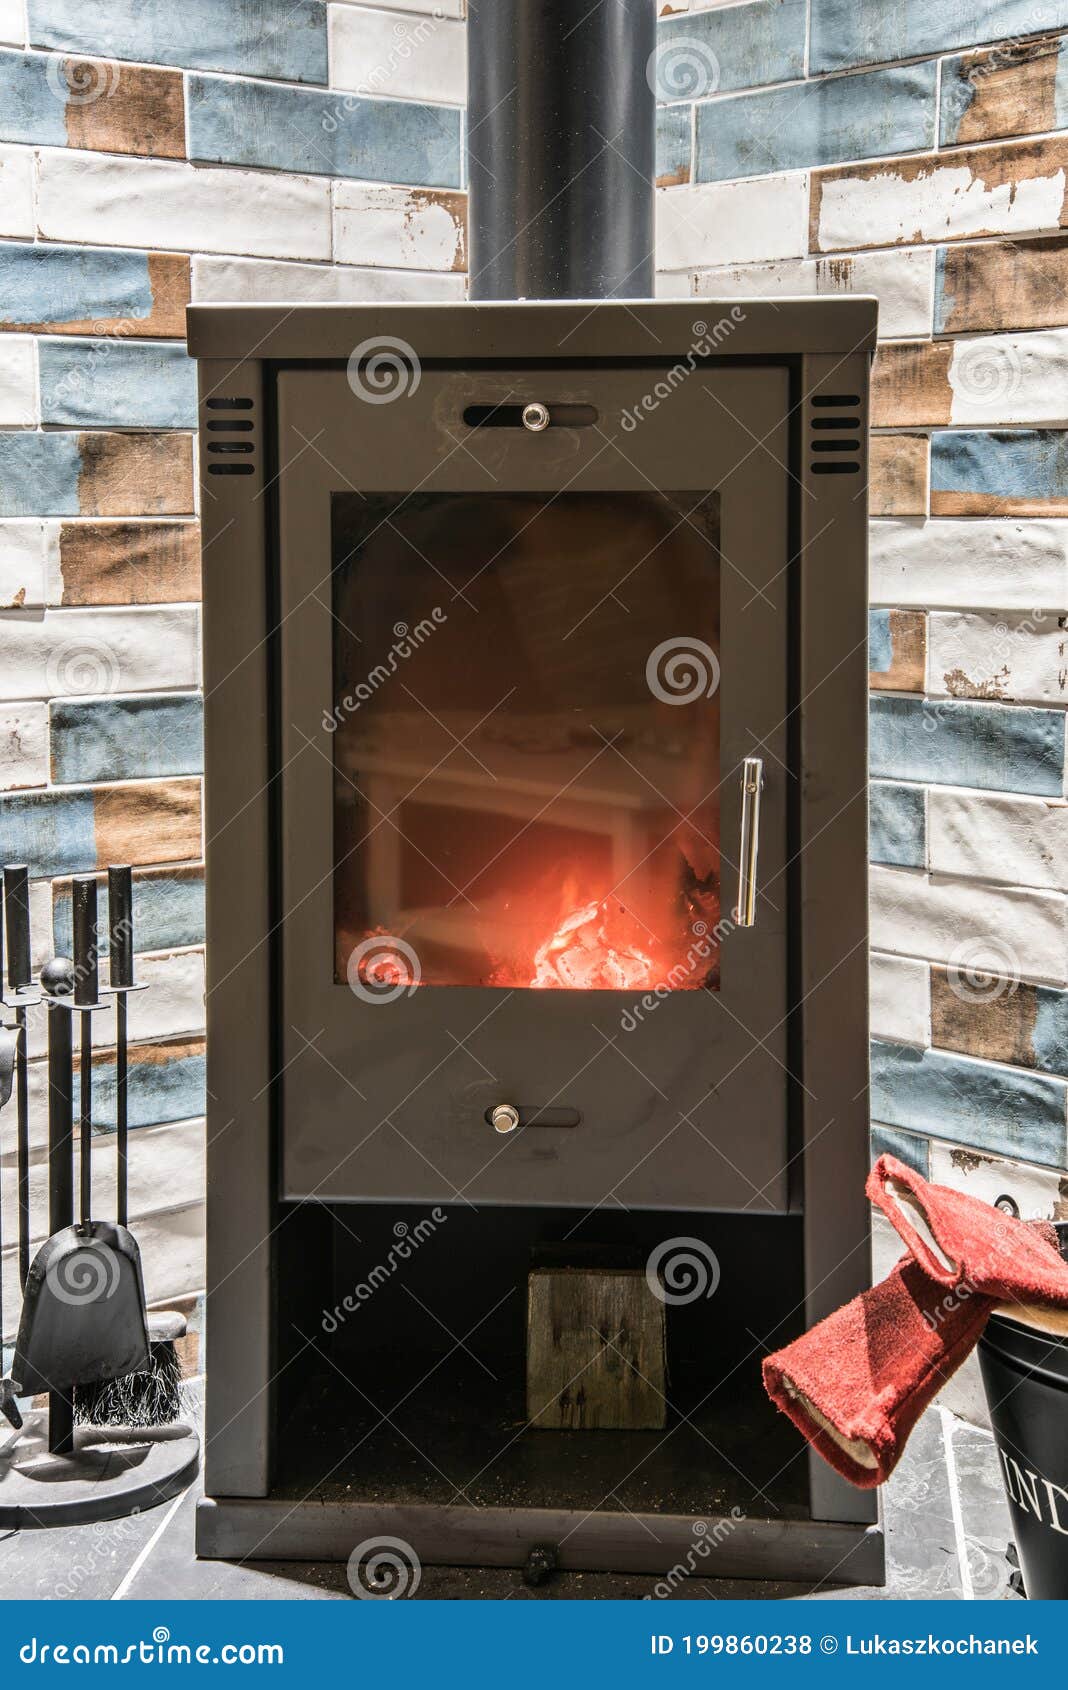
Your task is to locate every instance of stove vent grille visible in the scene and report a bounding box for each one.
[809,393,861,476]
[205,395,256,476]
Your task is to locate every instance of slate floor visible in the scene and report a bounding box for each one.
[0,1380,1021,1602]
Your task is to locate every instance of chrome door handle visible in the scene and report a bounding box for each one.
[735,757,764,928]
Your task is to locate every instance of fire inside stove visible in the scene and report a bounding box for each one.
[332,491,721,994]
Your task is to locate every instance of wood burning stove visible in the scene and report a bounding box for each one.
[188,0,881,1585]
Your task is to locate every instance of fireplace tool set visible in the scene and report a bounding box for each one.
[0,865,199,1528]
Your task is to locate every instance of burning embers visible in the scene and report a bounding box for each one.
[530,898,656,991]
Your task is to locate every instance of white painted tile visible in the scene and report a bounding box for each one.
[870,519,1068,611]
[333,182,466,270]
[870,863,1068,986]
[947,329,1068,426]
[928,610,1068,706]
[191,254,464,302]
[815,160,1068,252]
[654,270,692,297]
[36,150,332,261]
[656,175,809,270]
[332,0,463,12]
[928,789,1068,894]
[0,521,51,609]
[0,144,33,237]
[0,699,46,790]
[135,1201,205,1306]
[928,1140,1067,1223]
[0,334,35,426]
[329,3,466,104]
[694,249,933,339]
[870,951,930,1047]
[0,606,200,701]
[126,950,206,1043]
[0,0,24,46]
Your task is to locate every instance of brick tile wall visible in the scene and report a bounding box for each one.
[1,0,1065,1317]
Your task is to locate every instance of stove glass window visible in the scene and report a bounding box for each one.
[331,492,721,992]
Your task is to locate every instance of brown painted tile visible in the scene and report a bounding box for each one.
[931,967,1040,1070]
[3,254,190,337]
[77,433,195,517]
[942,37,1064,147]
[869,433,928,515]
[937,236,1068,335]
[869,609,926,692]
[58,521,201,605]
[93,778,202,867]
[63,61,186,160]
[872,342,953,427]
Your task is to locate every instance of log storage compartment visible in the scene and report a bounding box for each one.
[190,297,880,1583]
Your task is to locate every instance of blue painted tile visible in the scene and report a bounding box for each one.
[657,104,691,185]
[871,1123,930,1178]
[0,48,70,146]
[869,608,893,675]
[186,74,461,189]
[810,0,1068,75]
[39,339,196,429]
[91,1042,206,1131]
[0,789,96,877]
[51,694,203,784]
[870,695,1064,796]
[0,435,82,516]
[654,0,806,100]
[53,867,205,958]
[695,62,936,181]
[27,0,328,84]
[931,430,1068,504]
[870,1039,1067,1168]
[1032,986,1068,1077]
[869,781,925,868]
[0,244,154,329]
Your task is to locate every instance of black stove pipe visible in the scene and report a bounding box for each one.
[466,0,656,302]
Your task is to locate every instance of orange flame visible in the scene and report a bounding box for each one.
[530,898,657,991]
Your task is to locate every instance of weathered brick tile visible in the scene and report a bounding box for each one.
[928,787,1068,892]
[0,432,190,516]
[93,777,202,868]
[928,609,1068,704]
[0,520,51,608]
[191,254,463,303]
[0,333,35,424]
[811,138,1068,252]
[927,1142,1068,1220]
[872,341,952,427]
[869,607,926,691]
[187,73,461,189]
[931,968,1068,1079]
[0,699,47,789]
[94,1035,206,1131]
[333,183,467,271]
[871,1123,930,1177]
[37,152,332,261]
[0,2,25,47]
[0,243,189,335]
[869,693,1065,795]
[870,516,1068,609]
[54,520,200,605]
[931,428,1068,515]
[657,105,691,188]
[51,692,202,784]
[941,35,1068,146]
[869,1038,1067,1167]
[0,605,198,700]
[0,142,33,235]
[654,0,804,98]
[39,337,196,428]
[871,951,930,1047]
[27,0,328,83]
[869,433,928,515]
[693,248,935,338]
[936,237,1068,334]
[810,0,1068,75]
[329,3,464,104]
[656,175,809,268]
[53,862,204,956]
[0,785,95,874]
[695,63,936,182]
[870,862,1068,984]
[870,780,926,867]
[0,49,184,157]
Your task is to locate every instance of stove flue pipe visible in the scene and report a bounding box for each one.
[466,0,656,301]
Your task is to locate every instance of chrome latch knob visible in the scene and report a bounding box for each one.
[521,403,550,433]
[491,1104,520,1134]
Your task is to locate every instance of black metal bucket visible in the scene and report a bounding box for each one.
[977,1222,1068,1599]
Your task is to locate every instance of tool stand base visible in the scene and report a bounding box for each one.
[0,1410,199,1528]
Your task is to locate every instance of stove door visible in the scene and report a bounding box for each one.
[276,361,793,1211]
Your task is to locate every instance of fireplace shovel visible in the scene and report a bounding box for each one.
[13,877,149,1399]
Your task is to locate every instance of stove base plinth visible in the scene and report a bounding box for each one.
[195,1496,884,1587]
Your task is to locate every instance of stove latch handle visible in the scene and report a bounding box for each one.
[735,757,764,929]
